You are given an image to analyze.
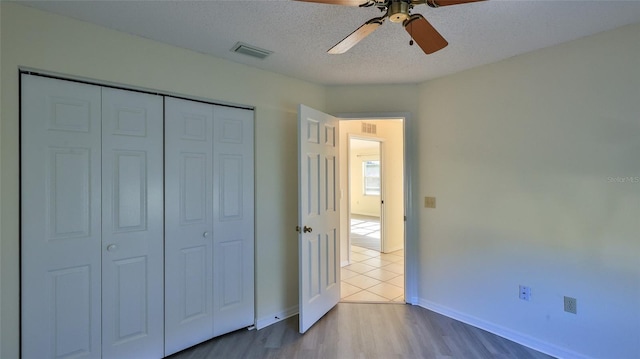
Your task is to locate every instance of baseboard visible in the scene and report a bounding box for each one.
[255,305,299,330]
[417,298,588,359]
[405,296,419,306]
[382,244,403,254]
[351,212,379,218]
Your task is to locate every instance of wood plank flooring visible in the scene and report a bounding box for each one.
[167,303,554,359]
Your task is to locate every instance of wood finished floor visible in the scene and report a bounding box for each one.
[167,303,554,359]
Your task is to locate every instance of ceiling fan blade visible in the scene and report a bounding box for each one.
[328,17,385,54]
[293,0,371,6]
[403,14,448,55]
[418,0,486,8]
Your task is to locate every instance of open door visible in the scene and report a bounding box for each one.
[298,104,341,333]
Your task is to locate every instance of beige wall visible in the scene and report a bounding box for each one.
[349,145,381,217]
[339,119,405,262]
[0,4,324,357]
[416,23,640,358]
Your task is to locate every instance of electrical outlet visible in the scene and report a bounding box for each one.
[564,296,577,314]
[519,285,531,301]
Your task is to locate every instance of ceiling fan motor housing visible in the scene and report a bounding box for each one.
[389,0,411,23]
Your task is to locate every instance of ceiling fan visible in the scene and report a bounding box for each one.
[294,0,485,55]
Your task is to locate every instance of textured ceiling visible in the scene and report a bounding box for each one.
[20,0,640,85]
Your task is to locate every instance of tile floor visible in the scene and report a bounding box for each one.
[341,245,405,303]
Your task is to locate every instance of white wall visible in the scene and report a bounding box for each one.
[417,23,640,358]
[0,4,325,357]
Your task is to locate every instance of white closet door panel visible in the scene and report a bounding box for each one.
[212,106,255,336]
[164,97,215,356]
[101,88,164,359]
[21,75,102,358]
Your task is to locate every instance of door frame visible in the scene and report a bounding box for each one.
[337,112,417,305]
[347,135,384,257]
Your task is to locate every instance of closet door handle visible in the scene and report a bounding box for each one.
[303,226,313,233]
[106,244,118,252]
[203,231,209,238]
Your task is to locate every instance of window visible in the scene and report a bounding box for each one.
[363,160,380,196]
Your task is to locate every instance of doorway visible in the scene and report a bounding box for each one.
[349,138,382,251]
[339,119,405,303]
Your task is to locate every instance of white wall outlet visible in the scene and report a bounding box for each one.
[519,285,531,301]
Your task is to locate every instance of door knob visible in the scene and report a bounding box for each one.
[106,244,118,252]
[203,231,209,238]
[303,226,313,233]
[295,226,301,233]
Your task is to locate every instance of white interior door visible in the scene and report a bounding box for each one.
[101,88,164,359]
[165,98,255,353]
[164,97,215,355]
[298,104,340,333]
[21,74,103,358]
[211,105,255,336]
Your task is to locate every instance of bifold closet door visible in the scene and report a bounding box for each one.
[21,75,103,359]
[21,75,164,359]
[164,97,215,355]
[211,105,254,337]
[101,88,164,359]
[164,98,254,355]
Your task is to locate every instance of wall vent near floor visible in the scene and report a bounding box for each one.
[361,122,377,135]
[231,42,273,60]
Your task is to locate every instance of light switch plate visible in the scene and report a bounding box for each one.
[425,197,436,208]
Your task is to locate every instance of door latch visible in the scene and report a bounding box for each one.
[296,225,313,233]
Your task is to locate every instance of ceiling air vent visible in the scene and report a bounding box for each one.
[231,42,273,60]
[361,122,377,135]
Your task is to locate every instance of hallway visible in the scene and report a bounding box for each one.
[341,216,404,302]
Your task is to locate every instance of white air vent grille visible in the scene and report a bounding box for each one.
[231,42,273,60]
[361,122,377,135]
